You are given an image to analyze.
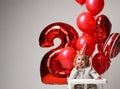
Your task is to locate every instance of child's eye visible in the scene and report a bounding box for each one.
[82,59,85,61]
[78,58,80,60]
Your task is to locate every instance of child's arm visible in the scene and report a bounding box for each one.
[90,68,101,79]
[69,68,78,79]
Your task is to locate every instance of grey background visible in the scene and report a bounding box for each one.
[0,0,120,89]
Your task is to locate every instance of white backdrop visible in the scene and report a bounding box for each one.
[0,0,120,89]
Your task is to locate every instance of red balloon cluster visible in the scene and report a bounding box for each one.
[76,0,105,35]
[39,0,120,85]
[76,0,104,16]
[75,0,119,75]
[92,33,120,75]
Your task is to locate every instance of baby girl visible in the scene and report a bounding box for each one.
[69,53,101,89]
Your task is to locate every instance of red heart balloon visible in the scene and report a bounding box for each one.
[92,15,112,44]
[92,53,111,75]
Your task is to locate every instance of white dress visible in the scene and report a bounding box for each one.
[69,67,100,89]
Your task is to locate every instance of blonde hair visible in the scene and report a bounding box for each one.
[73,53,90,67]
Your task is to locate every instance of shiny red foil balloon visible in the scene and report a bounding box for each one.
[76,12,96,35]
[92,15,112,44]
[92,53,111,75]
[75,0,86,5]
[76,34,95,57]
[103,33,120,59]
[58,47,77,69]
[86,0,104,16]
[39,22,78,84]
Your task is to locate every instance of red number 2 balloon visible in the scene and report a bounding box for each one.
[39,22,78,84]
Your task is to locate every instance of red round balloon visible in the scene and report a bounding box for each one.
[86,0,104,16]
[75,0,86,5]
[58,47,77,69]
[92,15,112,44]
[92,53,111,75]
[76,12,95,35]
[76,34,96,57]
[103,33,120,59]
[39,22,78,84]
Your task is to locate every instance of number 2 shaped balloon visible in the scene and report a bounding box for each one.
[39,22,78,84]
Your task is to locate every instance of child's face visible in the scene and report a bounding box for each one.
[76,55,88,68]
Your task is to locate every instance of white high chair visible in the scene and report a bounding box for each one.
[67,78,107,89]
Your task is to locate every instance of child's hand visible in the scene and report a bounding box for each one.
[95,77,101,80]
[75,64,81,70]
